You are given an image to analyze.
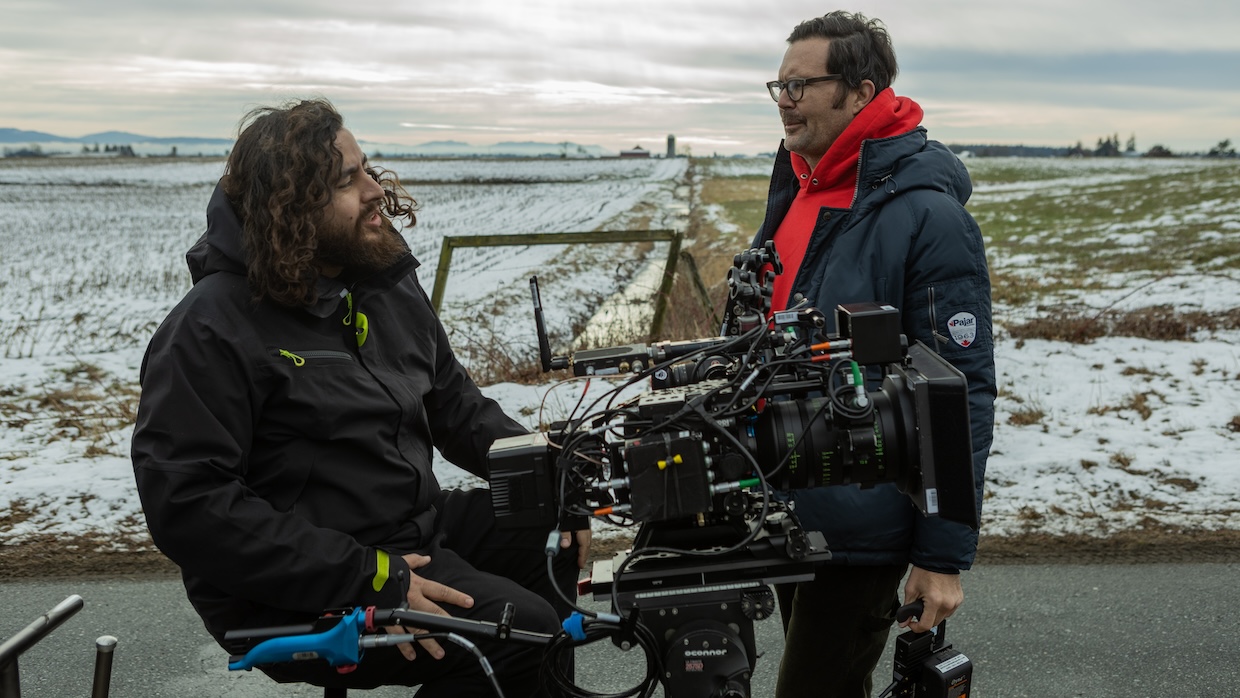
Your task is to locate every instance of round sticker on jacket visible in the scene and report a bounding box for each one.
[947,312,978,348]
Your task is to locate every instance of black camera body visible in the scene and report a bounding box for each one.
[488,302,978,533]
[487,244,977,698]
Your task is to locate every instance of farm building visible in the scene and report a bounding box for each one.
[619,145,650,158]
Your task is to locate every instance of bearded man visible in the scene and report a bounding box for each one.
[132,98,586,697]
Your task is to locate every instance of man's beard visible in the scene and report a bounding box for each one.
[315,208,408,277]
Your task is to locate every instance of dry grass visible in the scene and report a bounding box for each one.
[652,165,762,341]
[0,498,35,528]
[1008,305,1240,343]
[0,360,138,457]
[1007,404,1046,427]
[1088,391,1161,421]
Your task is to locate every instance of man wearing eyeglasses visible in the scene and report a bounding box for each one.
[754,12,996,698]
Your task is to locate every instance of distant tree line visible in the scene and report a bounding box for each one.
[950,134,1236,159]
[2,145,49,158]
[1065,133,1153,158]
[1068,134,1235,159]
[79,143,137,157]
[1207,139,1237,158]
[3,143,145,158]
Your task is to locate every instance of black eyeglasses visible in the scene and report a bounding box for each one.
[766,75,844,103]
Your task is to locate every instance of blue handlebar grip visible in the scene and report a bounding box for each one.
[229,608,365,671]
[563,612,587,641]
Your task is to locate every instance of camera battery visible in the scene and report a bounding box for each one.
[489,432,557,528]
[918,648,972,698]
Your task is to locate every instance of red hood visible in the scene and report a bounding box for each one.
[793,88,925,199]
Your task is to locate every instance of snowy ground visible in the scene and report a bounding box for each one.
[0,156,1237,551]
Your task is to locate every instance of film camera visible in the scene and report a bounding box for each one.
[487,243,978,697]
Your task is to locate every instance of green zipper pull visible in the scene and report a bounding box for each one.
[342,292,354,326]
[279,349,305,367]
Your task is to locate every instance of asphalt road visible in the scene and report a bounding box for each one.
[3,562,1238,697]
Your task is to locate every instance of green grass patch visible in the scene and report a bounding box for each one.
[700,176,769,234]
[971,161,1240,281]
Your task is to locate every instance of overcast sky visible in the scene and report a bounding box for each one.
[2,0,1238,155]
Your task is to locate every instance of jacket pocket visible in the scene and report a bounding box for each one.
[270,348,355,367]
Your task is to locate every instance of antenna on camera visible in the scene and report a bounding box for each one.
[530,277,568,372]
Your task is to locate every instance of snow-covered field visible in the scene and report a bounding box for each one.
[0,156,688,360]
[0,155,688,547]
[0,155,1237,550]
[968,156,1240,536]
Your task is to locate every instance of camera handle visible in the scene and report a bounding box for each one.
[895,599,937,628]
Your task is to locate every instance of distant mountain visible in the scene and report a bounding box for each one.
[415,140,472,148]
[2,127,611,158]
[0,128,78,143]
[492,140,610,157]
[0,127,232,146]
[494,140,565,147]
[80,131,233,146]
[369,139,612,158]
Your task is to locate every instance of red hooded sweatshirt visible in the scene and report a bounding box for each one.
[769,88,924,312]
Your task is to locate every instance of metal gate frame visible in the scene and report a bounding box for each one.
[429,229,683,339]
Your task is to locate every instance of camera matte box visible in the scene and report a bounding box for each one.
[901,342,978,530]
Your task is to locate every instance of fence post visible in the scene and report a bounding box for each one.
[430,238,456,314]
[647,232,684,340]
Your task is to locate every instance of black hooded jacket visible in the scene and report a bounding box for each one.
[131,184,525,641]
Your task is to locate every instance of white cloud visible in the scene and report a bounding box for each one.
[1,0,1237,153]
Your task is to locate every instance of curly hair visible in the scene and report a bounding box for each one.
[221,98,418,307]
[788,12,899,109]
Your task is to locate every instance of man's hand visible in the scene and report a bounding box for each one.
[561,528,592,569]
[900,566,963,633]
[387,553,474,661]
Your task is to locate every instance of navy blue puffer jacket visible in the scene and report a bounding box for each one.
[752,130,996,572]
